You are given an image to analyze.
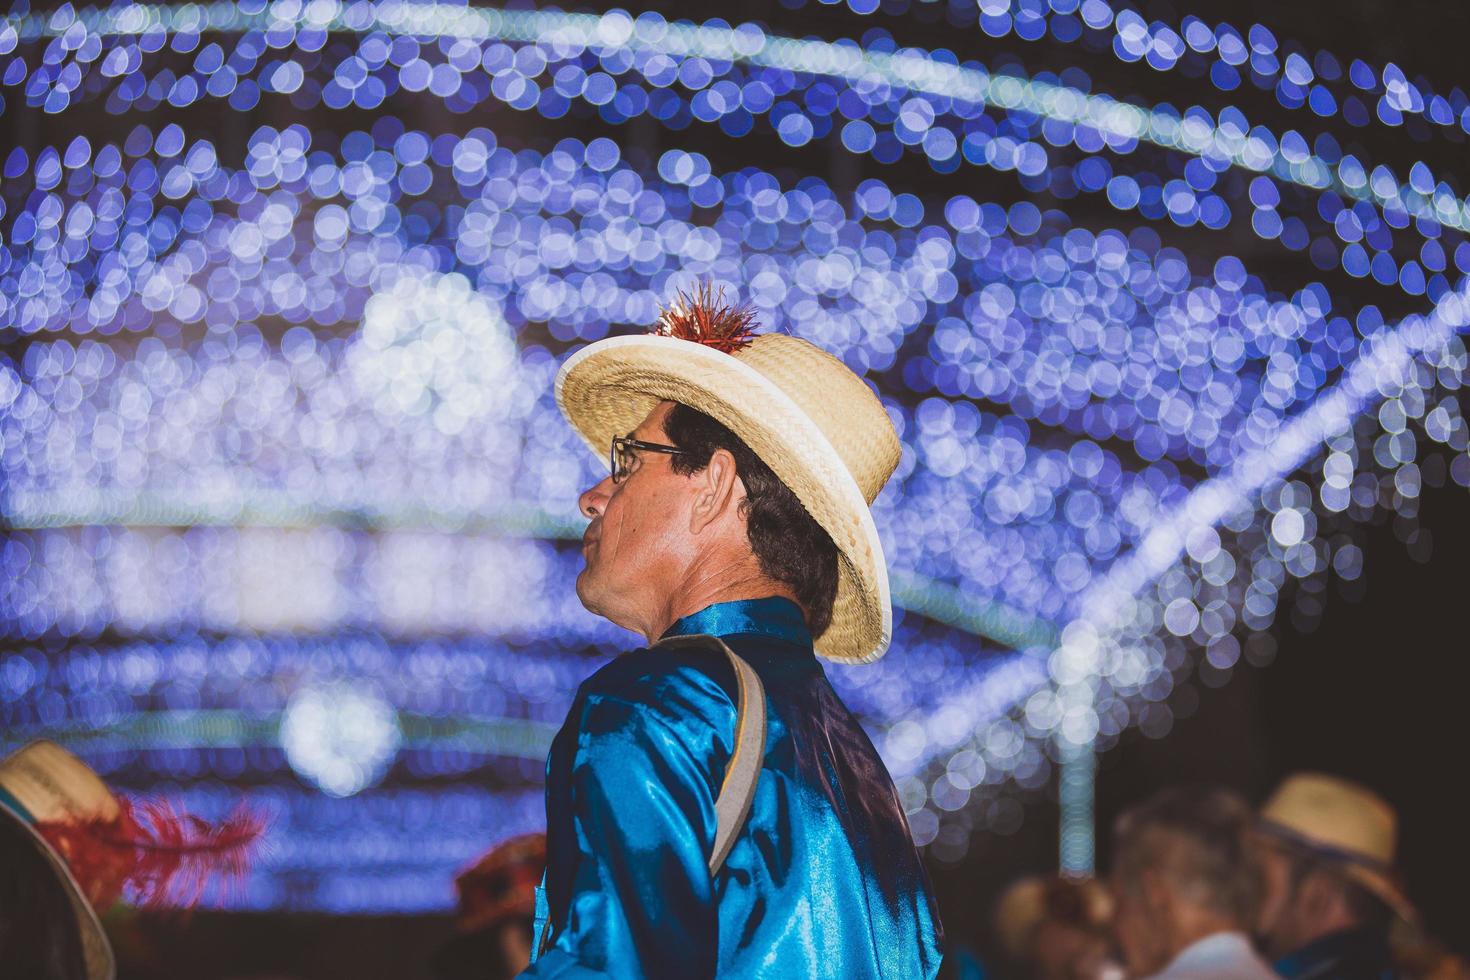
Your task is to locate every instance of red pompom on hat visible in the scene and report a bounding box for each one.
[651,282,758,353]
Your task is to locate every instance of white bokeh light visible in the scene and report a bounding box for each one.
[281,681,403,798]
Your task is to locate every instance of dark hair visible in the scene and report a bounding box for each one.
[1111,785,1261,926]
[1037,876,1112,935]
[0,815,90,980]
[663,403,840,637]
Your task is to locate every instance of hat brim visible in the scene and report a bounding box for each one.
[1344,865,1416,924]
[555,334,892,664]
[1258,821,1416,923]
[0,799,115,980]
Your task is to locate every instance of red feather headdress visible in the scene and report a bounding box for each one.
[652,282,758,353]
[36,796,265,910]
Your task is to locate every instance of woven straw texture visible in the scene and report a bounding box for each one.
[556,333,900,664]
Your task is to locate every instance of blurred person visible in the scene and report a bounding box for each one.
[1109,785,1276,980]
[522,287,942,977]
[0,739,261,980]
[1255,773,1415,980]
[993,875,1123,980]
[1389,921,1470,980]
[433,833,545,980]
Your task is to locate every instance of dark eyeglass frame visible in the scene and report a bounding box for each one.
[609,435,687,484]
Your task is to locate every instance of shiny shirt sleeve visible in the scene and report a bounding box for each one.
[521,665,733,979]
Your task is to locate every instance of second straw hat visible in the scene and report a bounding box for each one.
[1259,772,1413,921]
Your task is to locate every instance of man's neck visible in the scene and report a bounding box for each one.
[641,551,799,641]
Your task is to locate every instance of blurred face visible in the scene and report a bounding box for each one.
[575,402,699,636]
[1254,837,1298,955]
[1254,836,1356,959]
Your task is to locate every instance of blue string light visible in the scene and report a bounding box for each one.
[1,2,1467,903]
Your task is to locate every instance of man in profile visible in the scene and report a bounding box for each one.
[1109,785,1276,980]
[1255,773,1409,980]
[519,287,943,977]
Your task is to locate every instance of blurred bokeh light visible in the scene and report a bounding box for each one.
[1,0,1466,909]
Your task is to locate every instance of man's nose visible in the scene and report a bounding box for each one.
[579,476,613,519]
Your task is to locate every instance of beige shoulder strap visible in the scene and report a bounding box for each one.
[653,634,768,876]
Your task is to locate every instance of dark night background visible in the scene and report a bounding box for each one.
[930,472,1470,964]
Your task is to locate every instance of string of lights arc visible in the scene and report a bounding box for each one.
[776,0,1470,145]
[16,0,1470,149]
[0,2,1467,908]
[9,3,1470,278]
[1048,280,1470,871]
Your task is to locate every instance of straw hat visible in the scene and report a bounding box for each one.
[1258,772,1413,921]
[0,740,117,980]
[556,293,901,664]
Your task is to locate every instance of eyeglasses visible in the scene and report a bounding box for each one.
[609,436,687,484]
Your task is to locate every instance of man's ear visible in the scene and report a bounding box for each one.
[689,448,742,534]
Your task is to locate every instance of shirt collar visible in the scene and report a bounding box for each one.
[662,597,812,648]
[1167,932,1260,972]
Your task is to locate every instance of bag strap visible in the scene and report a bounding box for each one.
[654,633,768,876]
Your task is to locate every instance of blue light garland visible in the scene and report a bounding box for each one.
[1,2,1467,905]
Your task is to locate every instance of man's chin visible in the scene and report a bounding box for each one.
[574,568,601,615]
[576,570,634,634]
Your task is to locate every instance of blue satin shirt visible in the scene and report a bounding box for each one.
[521,597,944,978]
